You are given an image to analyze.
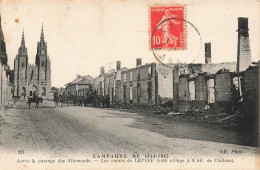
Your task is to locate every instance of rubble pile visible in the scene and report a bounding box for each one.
[112,102,173,115]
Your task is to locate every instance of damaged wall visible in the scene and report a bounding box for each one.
[202,62,236,74]
[194,74,208,109]
[178,76,190,112]
[121,63,157,105]
[177,71,237,113]
[214,72,233,113]
[241,66,259,115]
[157,63,175,98]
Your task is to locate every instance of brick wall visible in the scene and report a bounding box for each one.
[202,62,236,74]
[189,64,202,74]
[178,74,208,112]
[193,74,208,109]
[215,72,233,113]
[178,77,190,112]
[195,75,207,101]
[241,66,259,115]
[172,68,179,110]
[215,73,232,101]
[177,72,236,113]
[178,77,189,101]
[104,72,116,103]
[157,64,174,98]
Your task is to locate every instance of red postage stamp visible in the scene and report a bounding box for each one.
[150,5,186,50]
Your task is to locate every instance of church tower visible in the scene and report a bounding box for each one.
[36,24,48,80]
[13,24,51,97]
[35,24,51,96]
[14,31,29,96]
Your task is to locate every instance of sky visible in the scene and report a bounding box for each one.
[0,0,259,87]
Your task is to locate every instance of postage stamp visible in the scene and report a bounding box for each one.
[150,5,186,50]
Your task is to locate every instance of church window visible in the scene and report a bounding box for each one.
[22,62,25,68]
[41,61,45,67]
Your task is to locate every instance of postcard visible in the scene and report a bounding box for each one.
[0,0,259,169]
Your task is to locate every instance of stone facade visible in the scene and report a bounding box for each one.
[0,64,13,109]
[214,72,234,113]
[241,66,259,115]
[157,63,176,99]
[176,64,259,114]
[92,60,177,106]
[121,63,158,105]
[90,56,237,109]
[104,70,116,103]
[92,63,127,104]
[65,75,93,96]
[0,16,13,109]
[13,26,51,98]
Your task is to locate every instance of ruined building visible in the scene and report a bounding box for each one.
[65,75,93,96]
[0,15,13,108]
[237,17,252,72]
[14,26,51,97]
[66,17,256,112]
[176,17,257,113]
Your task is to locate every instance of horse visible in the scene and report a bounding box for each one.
[60,93,67,107]
[53,92,59,107]
[28,96,43,109]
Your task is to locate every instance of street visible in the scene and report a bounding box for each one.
[0,99,257,158]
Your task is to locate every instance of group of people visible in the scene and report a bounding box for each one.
[53,91,68,107]
[72,94,110,108]
[53,90,111,108]
[91,95,110,108]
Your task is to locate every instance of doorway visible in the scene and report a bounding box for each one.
[207,79,215,104]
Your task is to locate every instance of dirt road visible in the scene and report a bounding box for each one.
[0,99,257,158]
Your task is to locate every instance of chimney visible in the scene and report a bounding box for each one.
[136,58,142,66]
[237,17,252,72]
[76,75,81,79]
[205,43,212,64]
[100,66,105,76]
[116,61,121,71]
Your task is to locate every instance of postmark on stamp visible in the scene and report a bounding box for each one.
[150,5,186,50]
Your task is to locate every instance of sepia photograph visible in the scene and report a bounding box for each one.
[0,0,259,169]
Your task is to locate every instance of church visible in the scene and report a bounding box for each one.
[14,25,51,98]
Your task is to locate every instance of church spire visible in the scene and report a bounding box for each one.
[18,29,27,54]
[40,23,44,42]
[21,29,25,48]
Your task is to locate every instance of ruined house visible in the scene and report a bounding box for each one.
[120,59,157,105]
[175,17,256,113]
[120,58,178,106]
[65,75,93,96]
[92,61,127,103]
